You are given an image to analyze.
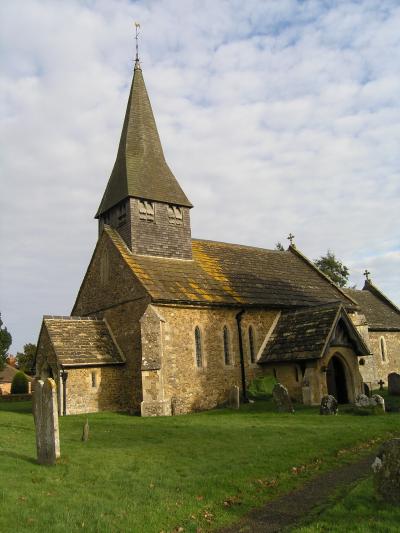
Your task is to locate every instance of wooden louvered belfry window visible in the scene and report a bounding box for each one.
[168,205,183,225]
[138,200,155,221]
[195,326,203,367]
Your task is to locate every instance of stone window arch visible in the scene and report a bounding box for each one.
[223,326,232,365]
[248,325,256,363]
[379,336,388,362]
[195,326,203,368]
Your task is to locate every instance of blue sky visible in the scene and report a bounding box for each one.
[1,0,399,353]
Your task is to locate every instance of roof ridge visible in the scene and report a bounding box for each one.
[44,315,99,321]
[192,238,283,252]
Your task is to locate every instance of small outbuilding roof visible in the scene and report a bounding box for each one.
[258,303,370,363]
[42,316,125,367]
[0,364,32,384]
[344,282,400,331]
[104,227,355,309]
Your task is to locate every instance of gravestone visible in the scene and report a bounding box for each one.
[355,393,370,408]
[388,373,400,396]
[372,438,400,504]
[370,394,385,412]
[82,418,90,442]
[32,378,60,465]
[272,383,294,413]
[229,385,240,409]
[320,395,338,415]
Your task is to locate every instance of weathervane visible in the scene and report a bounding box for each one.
[287,233,295,246]
[364,269,371,282]
[134,21,141,63]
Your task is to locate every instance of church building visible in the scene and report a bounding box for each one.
[35,52,400,416]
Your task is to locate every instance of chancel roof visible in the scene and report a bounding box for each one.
[96,62,192,217]
[344,283,400,331]
[105,227,354,308]
[43,317,125,367]
[258,304,370,363]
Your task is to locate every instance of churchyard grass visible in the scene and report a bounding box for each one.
[0,399,399,533]
[292,477,400,533]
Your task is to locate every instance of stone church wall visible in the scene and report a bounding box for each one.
[65,366,126,415]
[148,305,278,415]
[368,331,400,387]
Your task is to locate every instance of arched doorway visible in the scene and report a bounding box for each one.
[326,355,349,403]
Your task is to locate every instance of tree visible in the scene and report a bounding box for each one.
[314,250,350,288]
[11,371,29,394]
[16,343,37,375]
[0,313,12,371]
[275,242,285,251]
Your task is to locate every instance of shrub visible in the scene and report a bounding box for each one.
[11,371,29,394]
[248,374,277,399]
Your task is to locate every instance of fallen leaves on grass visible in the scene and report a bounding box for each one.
[223,495,242,507]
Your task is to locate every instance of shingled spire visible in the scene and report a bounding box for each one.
[96,50,193,260]
[96,61,192,217]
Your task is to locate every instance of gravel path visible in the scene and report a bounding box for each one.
[218,454,373,533]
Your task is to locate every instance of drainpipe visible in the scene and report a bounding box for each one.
[235,310,248,403]
[61,368,69,416]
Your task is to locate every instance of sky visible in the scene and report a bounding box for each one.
[1,0,399,354]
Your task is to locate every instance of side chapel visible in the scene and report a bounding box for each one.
[35,51,400,416]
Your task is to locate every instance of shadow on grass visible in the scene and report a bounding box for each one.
[0,449,37,465]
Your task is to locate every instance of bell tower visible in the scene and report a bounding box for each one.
[96,31,193,259]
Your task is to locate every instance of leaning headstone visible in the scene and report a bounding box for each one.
[372,439,400,504]
[272,383,294,413]
[229,385,240,409]
[32,378,60,465]
[388,373,400,396]
[370,394,385,412]
[355,393,370,408]
[320,395,338,415]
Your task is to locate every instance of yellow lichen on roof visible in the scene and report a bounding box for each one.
[192,242,242,303]
[105,226,153,286]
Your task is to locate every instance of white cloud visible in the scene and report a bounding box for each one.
[0,0,399,352]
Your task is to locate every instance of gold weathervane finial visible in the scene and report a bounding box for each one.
[134,21,141,63]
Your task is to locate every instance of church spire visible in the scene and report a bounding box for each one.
[96,32,192,219]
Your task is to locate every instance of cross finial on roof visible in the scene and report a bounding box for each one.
[287,233,295,246]
[364,269,371,281]
[134,21,141,66]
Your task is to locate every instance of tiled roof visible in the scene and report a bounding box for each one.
[0,364,32,384]
[344,285,400,330]
[106,227,354,308]
[96,63,192,217]
[43,317,125,367]
[258,304,369,363]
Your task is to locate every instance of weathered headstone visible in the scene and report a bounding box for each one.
[355,393,370,408]
[229,385,240,409]
[272,383,294,413]
[32,378,60,465]
[372,438,400,504]
[320,395,338,415]
[388,373,400,396]
[81,418,90,442]
[370,394,385,412]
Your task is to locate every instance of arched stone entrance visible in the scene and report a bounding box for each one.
[326,355,349,403]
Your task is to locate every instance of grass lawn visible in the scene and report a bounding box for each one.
[0,398,399,533]
[293,477,400,533]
